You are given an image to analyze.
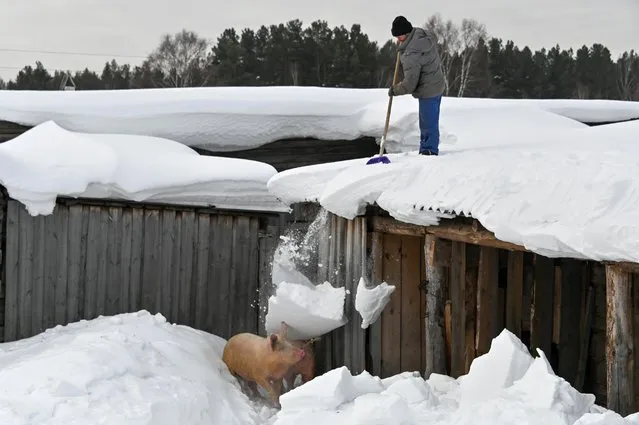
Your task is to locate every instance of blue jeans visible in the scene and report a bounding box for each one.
[418,94,442,154]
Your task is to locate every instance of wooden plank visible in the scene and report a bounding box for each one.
[331,216,346,369]
[128,208,144,310]
[476,246,499,356]
[401,235,423,375]
[66,205,84,323]
[42,213,57,331]
[31,214,45,336]
[369,230,384,377]
[119,208,133,313]
[159,209,175,319]
[351,218,367,374]
[218,215,235,338]
[106,208,122,316]
[464,244,480,373]
[381,232,402,377]
[444,301,452,373]
[193,213,210,331]
[170,212,183,324]
[3,201,20,341]
[506,251,524,337]
[423,234,447,377]
[54,205,68,326]
[18,205,34,338]
[95,208,109,315]
[83,207,101,320]
[343,219,354,371]
[449,241,465,378]
[531,255,555,357]
[576,284,595,391]
[557,259,584,387]
[141,210,161,313]
[233,216,252,334]
[246,218,261,333]
[605,265,634,415]
[178,211,195,326]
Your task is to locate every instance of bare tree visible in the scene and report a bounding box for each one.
[0,77,5,90]
[457,18,488,97]
[147,29,211,87]
[617,50,639,101]
[424,13,460,95]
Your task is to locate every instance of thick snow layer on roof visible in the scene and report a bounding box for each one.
[0,120,288,216]
[267,115,639,263]
[0,87,638,153]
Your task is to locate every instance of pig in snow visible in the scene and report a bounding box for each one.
[222,321,306,406]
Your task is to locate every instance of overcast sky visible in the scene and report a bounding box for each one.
[1,0,638,81]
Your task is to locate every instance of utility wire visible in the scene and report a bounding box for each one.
[0,47,146,59]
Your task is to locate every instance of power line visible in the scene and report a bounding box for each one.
[0,47,146,59]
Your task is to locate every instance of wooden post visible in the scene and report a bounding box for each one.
[464,245,480,373]
[605,264,634,415]
[424,234,447,377]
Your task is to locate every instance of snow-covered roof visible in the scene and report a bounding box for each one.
[0,121,289,216]
[0,87,638,153]
[267,106,639,264]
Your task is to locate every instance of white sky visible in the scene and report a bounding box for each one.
[0,0,638,81]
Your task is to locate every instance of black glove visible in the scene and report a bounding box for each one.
[388,86,394,96]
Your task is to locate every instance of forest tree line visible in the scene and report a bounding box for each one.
[1,14,637,100]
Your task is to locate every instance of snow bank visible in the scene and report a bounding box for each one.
[354,277,396,329]
[268,119,639,263]
[0,120,288,216]
[270,329,631,425]
[0,311,258,425]
[1,87,638,154]
[264,281,347,340]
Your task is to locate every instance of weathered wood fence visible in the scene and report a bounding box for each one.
[1,195,283,342]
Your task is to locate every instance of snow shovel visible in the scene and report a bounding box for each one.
[366,50,401,165]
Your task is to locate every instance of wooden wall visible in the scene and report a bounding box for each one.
[313,214,367,375]
[364,230,639,411]
[1,197,282,342]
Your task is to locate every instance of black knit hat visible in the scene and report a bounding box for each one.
[391,16,413,37]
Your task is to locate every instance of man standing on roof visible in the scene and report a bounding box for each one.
[388,16,445,156]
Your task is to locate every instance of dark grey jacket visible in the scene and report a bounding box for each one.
[393,27,445,98]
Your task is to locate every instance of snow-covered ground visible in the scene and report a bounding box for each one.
[0,312,634,425]
[1,87,639,153]
[0,120,289,216]
[268,117,639,264]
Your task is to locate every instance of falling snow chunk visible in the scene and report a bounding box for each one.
[354,277,396,329]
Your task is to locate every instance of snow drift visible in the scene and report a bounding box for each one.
[0,120,288,216]
[1,87,638,153]
[0,311,258,425]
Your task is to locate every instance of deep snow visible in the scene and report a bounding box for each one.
[1,312,635,425]
[0,120,289,216]
[1,87,639,153]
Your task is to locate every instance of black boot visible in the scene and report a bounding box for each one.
[419,150,437,156]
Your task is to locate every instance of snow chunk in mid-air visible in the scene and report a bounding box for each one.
[0,311,258,425]
[0,120,288,216]
[354,277,396,329]
[264,281,347,340]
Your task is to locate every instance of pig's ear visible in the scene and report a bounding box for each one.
[269,333,278,350]
[280,321,289,338]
